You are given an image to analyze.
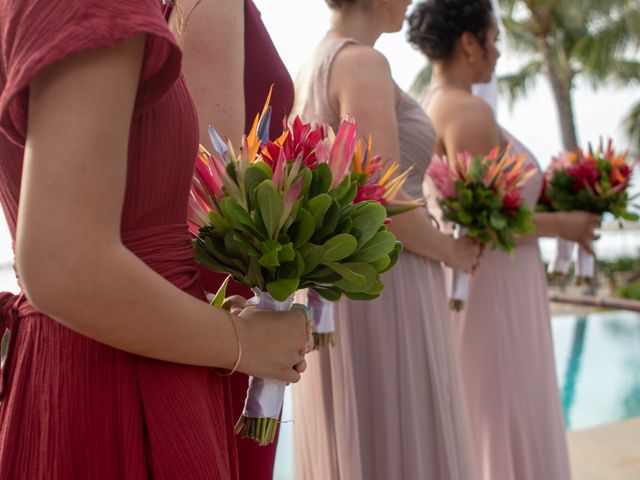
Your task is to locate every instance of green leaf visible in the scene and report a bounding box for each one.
[224,231,247,261]
[259,240,283,268]
[321,234,358,262]
[232,232,259,256]
[208,211,233,233]
[330,262,377,292]
[371,255,391,272]
[278,242,296,263]
[348,231,396,262]
[324,261,367,285]
[291,208,315,249]
[279,251,305,279]
[312,200,341,242]
[311,285,342,301]
[219,197,259,236]
[336,181,358,207]
[349,202,387,248]
[245,165,271,209]
[380,241,403,273]
[300,243,325,274]
[266,278,300,302]
[256,180,283,239]
[210,275,231,308]
[306,194,332,229]
[312,163,333,195]
[335,216,353,235]
[246,256,264,289]
[490,211,507,230]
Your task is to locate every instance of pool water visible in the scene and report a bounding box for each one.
[553,310,640,431]
[273,310,640,478]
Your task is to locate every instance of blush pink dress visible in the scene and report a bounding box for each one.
[434,132,571,480]
[291,38,478,480]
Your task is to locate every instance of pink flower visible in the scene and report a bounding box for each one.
[502,189,522,212]
[354,183,386,204]
[328,116,357,189]
[427,155,457,198]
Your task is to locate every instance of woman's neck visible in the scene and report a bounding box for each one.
[431,61,474,93]
[328,9,382,46]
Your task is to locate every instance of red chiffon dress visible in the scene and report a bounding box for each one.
[0,0,238,478]
[192,2,294,478]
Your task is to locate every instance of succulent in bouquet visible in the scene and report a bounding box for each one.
[541,139,638,284]
[188,96,403,445]
[427,145,536,310]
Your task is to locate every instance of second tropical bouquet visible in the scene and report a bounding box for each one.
[427,145,536,310]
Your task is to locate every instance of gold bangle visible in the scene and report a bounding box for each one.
[217,311,242,377]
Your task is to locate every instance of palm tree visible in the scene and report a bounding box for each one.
[410,0,640,151]
[498,0,640,150]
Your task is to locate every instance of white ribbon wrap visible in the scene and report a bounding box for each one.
[576,243,595,279]
[450,226,469,306]
[548,238,575,275]
[307,289,335,335]
[242,290,293,419]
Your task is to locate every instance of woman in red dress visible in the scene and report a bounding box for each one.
[0,0,308,478]
[174,2,294,478]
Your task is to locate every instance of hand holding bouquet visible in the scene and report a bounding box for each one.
[541,139,638,284]
[427,145,535,310]
[188,95,403,444]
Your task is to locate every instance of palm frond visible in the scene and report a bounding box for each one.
[497,60,543,108]
[624,99,640,153]
[409,63,433,100]
[501,17,540,56]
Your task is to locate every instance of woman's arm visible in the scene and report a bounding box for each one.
[519,211,601,254]
[17,35,305,383]
[328,46,478,271]
[174,0,245,143]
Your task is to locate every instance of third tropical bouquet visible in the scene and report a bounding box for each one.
[540,139,638,284]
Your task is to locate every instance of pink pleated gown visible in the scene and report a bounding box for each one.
[431,132,572,480]
[291,38,478,480]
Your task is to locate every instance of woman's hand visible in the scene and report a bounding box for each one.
[556,211,602,254]
[442,235,482,272]
[235,306,311,383]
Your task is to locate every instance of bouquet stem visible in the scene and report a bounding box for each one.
[235,290,293,446]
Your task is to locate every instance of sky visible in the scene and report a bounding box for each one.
[0,0,638,269]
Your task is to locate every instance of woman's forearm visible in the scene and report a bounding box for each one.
[19,241,239,369]
[387,207,450,263]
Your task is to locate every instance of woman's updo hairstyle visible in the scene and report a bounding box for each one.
[325,0,358,8]
[407,0,494,61]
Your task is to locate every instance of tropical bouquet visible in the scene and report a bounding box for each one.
[188,95,404,445]
[427,145,536,310]
[540,139,638,284]
[306,134,424,349]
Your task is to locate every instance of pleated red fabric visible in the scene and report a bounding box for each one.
[0,0,239,478]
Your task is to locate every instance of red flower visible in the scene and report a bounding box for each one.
[611,164,631,187]
[502,189,522,212]
[354,183,386,204]
[567,160,599,192]
[262,116,324,168]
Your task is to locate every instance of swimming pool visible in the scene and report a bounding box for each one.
[553,310,640,431]
[273,310,640,478]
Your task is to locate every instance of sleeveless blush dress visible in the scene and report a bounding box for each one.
[291,38,478,480]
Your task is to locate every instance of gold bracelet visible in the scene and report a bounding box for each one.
[216,311,242,377]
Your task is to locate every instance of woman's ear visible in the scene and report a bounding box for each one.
[459,31,478,63]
